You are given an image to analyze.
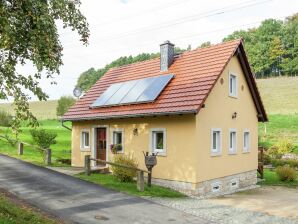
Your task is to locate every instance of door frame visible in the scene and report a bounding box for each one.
[92,125,109,167]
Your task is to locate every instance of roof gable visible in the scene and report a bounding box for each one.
[63,39,267,122]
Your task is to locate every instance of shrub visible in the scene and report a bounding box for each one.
[0,110,13,127]
[276,138,294,155]
[30,129,57,149]
[276,166,297,182]
[111,154,138,182]
[263,153,271,165]
[56,96,76,117]
[267,146,282,159]
[271,159,298,169]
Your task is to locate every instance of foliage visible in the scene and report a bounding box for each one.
[56,96,76,117]
[111,144,123,154]
[0,192,58,224]
[0,0,89,134]
[76,173,185,198]
[111,154,138,182]
[276,166,297,182]
[76,53,159,91]
[199,41,211,48]
[0,110,12,127]
[275,138,294,154]
[0,120,71,167]
[262,153,271,165]
[259,169,298,187]
[223,13,298,77]
[267,146,282,159]
[30,129,57,149]
[271,159,298,169]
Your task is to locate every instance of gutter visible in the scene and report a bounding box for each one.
[61,109,198,122]
[61,120,72,131]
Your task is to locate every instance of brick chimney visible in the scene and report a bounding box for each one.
[160,40,174,71]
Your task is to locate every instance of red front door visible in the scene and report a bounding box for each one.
[97,128,106,162]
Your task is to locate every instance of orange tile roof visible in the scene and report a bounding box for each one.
[63,39,267,121]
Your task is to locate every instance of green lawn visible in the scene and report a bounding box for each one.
[76,173,185,198]
[0,192,59,224]
[259,169,298,187]
[259,114,298,154]
[0,120,71,166]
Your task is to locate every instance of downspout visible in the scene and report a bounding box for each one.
[61,120,72,131]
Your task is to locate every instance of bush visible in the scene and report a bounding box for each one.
[263,153,271,165]
[276,166,297,182]
[267,146,282,159]
[56,96,76,117]
[30,129,57,149]
[276,138,294,155]
[271,159,298,169]
[0,110,13,127]
[111,154,138,182]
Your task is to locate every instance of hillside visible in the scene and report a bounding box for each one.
[0,100,58,120]
[0,77,297,120]
[256,77,298,114]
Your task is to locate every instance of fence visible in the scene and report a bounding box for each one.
[258,147,264,179]
[0,135,52,165]
[84,155,150,192]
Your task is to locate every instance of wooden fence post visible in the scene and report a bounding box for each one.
[137,171,144,191]
[85,155,91,176]
[46,149,51,165]
[18,143,23,155]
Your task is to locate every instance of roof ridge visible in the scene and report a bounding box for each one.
[108,56,160,71]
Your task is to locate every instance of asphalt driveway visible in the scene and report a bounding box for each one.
[0,154,212,224]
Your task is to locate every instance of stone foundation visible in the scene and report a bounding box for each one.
[151,170,257,197]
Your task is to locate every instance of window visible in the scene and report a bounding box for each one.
[229,129,237,154]
[211,182,222,193]
[230,179,239,189]
[229,73,237,97]
[112,129,124,152]
[151,128,166,155]
[243,130,250,152]
[81,130,90,150]
[211,128,222,155]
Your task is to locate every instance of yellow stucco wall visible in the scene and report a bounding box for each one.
[195,56,258,182]
[70,55,259,185]
[71,115,198,183]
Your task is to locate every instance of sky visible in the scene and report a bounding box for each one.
[8,0,298,101]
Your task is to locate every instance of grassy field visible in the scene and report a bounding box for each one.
[0,100,58,120]
[256,77,298,114]
[259,114,298,153]
[0,120,71,166]
[259,169,298,187]
[0,190,60,224]
[76,173,185,198]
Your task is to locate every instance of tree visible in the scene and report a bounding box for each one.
[199,41,211,48]
[56,96,76,117]
[269,37,285,76]
[0,0,89,135]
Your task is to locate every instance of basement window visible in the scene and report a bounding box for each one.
[230,179,239,189]
[211,128,222,156]
[151,128,166,155]
[229,73,238,97]
[211,182,222,193]
[81,130,90,150]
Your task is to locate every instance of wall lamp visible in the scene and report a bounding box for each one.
[133,128,138,136]
[232,112,237,119]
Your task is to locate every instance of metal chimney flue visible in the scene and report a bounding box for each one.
[160,40,174,71]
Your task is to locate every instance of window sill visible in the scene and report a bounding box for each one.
[80,148,91,152]
[242,150,250,154]
[228,151,237,155]
[153,152,166,157]
[210,152,222,157]
[228,95,238,99]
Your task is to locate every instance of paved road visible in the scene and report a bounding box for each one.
[0,155,212,224]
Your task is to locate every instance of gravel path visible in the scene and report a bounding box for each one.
[150,197,298,224]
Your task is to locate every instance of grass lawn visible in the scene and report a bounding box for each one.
[0,120,71,166]
[0,191,59,224]
[76,173,186,198]
[259,169,298,187]
[259,114,298,154]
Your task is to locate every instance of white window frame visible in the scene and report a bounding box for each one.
[229,72,238,98]
[111,128,124,153]
[211,128,222,156]
[229,128,237,154]
[80,129,90,151]
[150,128,166,156]
[243,129,250,153]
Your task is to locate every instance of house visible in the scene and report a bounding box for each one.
[63,39,267,196]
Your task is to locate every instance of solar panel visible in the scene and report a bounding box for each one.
[92,74,174,108]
